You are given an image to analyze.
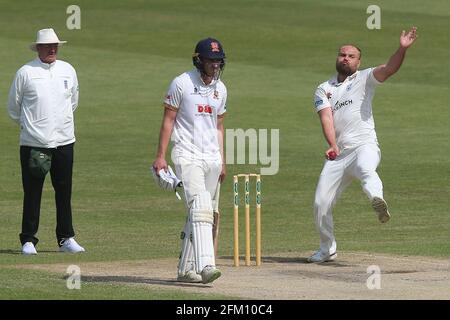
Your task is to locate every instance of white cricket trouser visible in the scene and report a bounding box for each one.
[174,156,222,204]
[173,154,222,272]
[314,143,383,255]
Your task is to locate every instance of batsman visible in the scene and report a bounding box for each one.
[152,38,227,284]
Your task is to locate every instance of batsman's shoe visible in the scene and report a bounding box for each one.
[201,266,221,284]
[59,238,85,253]
[307,250,337,263]
[372,197,391,223]
[22,242,37,255]
[177,270,202,283]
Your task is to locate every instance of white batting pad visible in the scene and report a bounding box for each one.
[177,220,196,276]
[190,192,215,272]
[192,222,215,272]
[191,192,214,224]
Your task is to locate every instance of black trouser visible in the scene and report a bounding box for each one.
[19,143,75,246]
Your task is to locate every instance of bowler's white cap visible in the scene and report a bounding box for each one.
[30,28,67,52]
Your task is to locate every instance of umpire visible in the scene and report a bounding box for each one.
[7,28,85,254]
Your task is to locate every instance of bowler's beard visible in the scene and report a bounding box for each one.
[336,61,354,78]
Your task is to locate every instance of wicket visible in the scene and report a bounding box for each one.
[233,174,261,266]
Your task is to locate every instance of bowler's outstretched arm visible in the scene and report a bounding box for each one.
[373,27,418,82]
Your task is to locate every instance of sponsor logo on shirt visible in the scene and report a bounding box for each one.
[346,83,353,91]
[326,92,332,99]
[191,87,199,95]
[333,99,352,112]
[197,104,213,116]
[314,99,323,107]
[64,80,68,89]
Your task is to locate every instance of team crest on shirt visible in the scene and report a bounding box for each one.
[326,92,332,99]
[213,90,219,99]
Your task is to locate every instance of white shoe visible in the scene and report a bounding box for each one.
[22,242,37,255]
[307,250,337,263]
[201,266,221,284]
[59,238,85,253]
[372,197,391,223]
[177,270,202,283]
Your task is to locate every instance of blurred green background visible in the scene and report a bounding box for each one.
[0,0,449,299]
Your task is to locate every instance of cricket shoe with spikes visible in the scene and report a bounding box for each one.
[372,197,391,223]
[177,270,202,283]
[307,250,337,263]
[201,266,221,284]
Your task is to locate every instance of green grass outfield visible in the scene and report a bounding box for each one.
[0,0,449,299]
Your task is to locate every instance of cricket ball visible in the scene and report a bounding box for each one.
[328,151,337,160]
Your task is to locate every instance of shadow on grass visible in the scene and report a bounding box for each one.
[74,275,208,288]
[0,249,60,255]
[263,256,354,268]
[219,255,354,267]
[218,255,311,264]
[0,249,22,255]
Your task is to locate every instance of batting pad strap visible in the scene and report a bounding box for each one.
[190,192,214,224]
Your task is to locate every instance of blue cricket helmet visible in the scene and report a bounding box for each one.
[192,38,226,75]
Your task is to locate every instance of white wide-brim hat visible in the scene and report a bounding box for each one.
[30,28,67,52]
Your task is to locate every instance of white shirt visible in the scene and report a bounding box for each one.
[313,68,381,151]
[8,58,79,148]
[164,69,227,160]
